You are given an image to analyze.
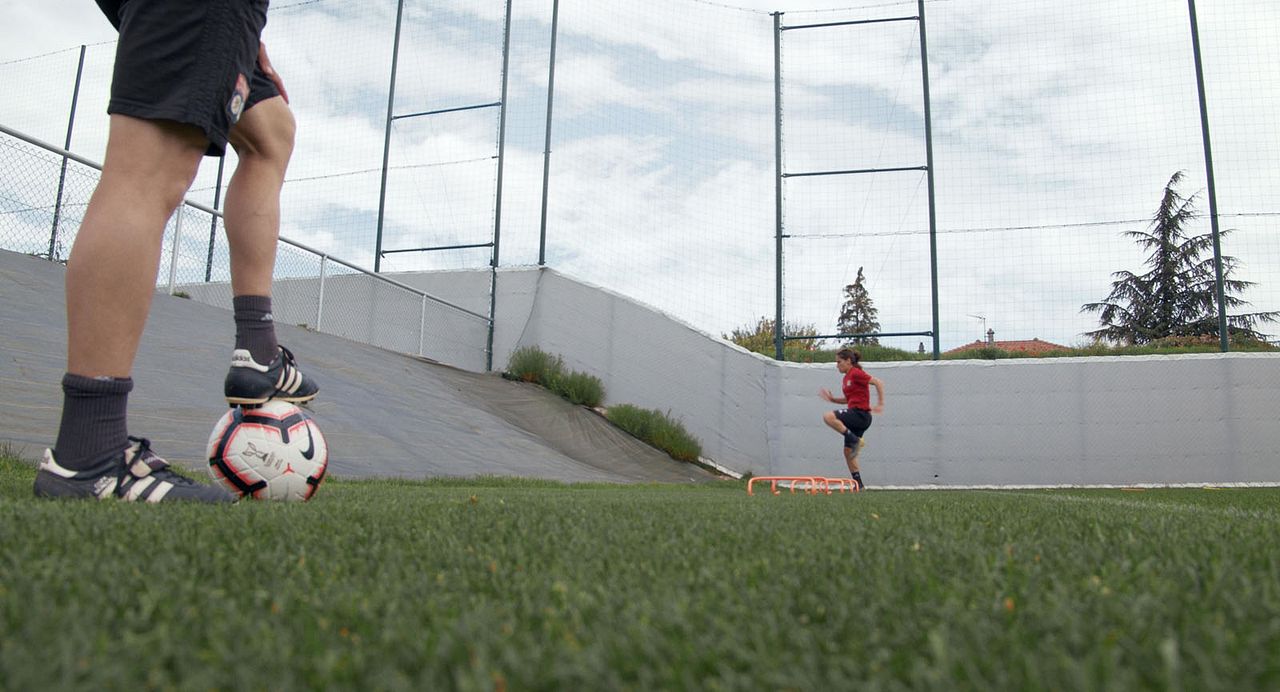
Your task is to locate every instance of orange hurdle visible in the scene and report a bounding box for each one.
[747,476,820,496]
[826,478,861,493]
[747,476,861,496]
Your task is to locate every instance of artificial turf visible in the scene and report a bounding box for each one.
[1,453,1277,690]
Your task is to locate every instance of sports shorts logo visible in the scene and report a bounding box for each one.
[227,73,249,124]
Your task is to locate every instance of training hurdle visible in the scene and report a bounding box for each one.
[825,478,860,493]
[747,476,862,496]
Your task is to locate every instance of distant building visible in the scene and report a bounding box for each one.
[946,329,1068,356]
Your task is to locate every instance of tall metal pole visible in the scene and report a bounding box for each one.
[205,157,225,281]
[486,0,514,372]
[772,12,785,361]
[918,0,941,359]
[50,45,86,262]
[1187,0,1230,352]
[538,0,561,266]
[374,0,406,273]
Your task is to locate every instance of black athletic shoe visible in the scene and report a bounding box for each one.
[224,345,319,406]
[843,430,861,449]
[34,437,233,503]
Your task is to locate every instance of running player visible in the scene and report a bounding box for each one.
[819,348,885,490]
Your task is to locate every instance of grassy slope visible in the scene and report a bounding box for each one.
[1,453,1277,690]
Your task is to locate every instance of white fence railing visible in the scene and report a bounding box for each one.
[0,123,492,372]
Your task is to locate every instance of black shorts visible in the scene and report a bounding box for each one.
[835,408,872,439]
[97,0,278,157]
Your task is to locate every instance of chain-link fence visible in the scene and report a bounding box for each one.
[0,124,492,371]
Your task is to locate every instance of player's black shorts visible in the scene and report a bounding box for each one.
[835,408,872,438]
[96,0,278,157]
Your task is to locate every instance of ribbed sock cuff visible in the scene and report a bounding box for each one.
[52,373,133,471]
[233,294,278,364]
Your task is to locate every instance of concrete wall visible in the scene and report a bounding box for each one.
[775,354,1280,486]
[492,269,1280,486]
[189,266,1280,485]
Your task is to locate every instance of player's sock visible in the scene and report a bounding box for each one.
[851,471,864,489]
[52,373,132,471]
[233,295,279,365]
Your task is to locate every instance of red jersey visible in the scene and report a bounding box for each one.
[842,366,871,410]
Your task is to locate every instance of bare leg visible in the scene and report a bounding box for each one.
[218,95,320,405]
[822,410,849,435]
[66,115,206,377]
[844,444,860,474]
[223,95,295,297]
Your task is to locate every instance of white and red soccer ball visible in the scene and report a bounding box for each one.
[207,400,328,501]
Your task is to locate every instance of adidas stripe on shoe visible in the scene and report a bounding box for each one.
[34,437,233,503]
[224,345,319,406]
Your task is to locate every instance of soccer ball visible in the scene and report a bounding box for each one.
[207,400,328,501]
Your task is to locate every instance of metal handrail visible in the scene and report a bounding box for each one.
[0,122,491,324]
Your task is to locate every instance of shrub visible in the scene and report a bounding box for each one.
[606,404,703,463]
[548,370,605,408]
[507,346,564,385]
[725,317,823,357]
[942,346,1016,361]
[507,346,605,408]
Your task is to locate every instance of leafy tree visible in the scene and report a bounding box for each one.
[1082,171,1277,345]
[724,316,821,359]
[837,267,880,345]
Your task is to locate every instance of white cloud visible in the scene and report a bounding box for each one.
[3,0,1277,349]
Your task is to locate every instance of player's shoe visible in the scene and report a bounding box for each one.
[34,437,233,503]
[843,430,861,449]
[224,345,319,406]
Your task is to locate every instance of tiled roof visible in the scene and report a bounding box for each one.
[946,338,1069,355]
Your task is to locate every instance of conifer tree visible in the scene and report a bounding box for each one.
[1082,171,1276,344]
[837,267,880,345]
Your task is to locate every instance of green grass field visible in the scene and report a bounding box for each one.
[2,453,1277,691]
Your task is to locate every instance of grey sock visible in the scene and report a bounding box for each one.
[52,373,132,471]
[233,295,279,364]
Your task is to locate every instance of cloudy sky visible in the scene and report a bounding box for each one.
[2,0,1276,350]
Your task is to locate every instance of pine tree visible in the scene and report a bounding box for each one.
[837,267,880,345]
[1081,171,1277,345]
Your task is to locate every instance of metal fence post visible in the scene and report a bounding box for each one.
[538,0,561,266]
[374,0,406,273]
[772,12,784,361]
[50,45,87,262]
[1186,0,1229,352]
[167,209,184,295]
[919,0,941,359]
[316,254,328,332]
[419,294,428,357]
[486,0,514,372]
[205,157,225,282]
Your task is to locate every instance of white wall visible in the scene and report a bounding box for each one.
[499,269,1280,485]
[776,354,1280,486]
[500,268,1280,485]
[216,266,1280,486]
